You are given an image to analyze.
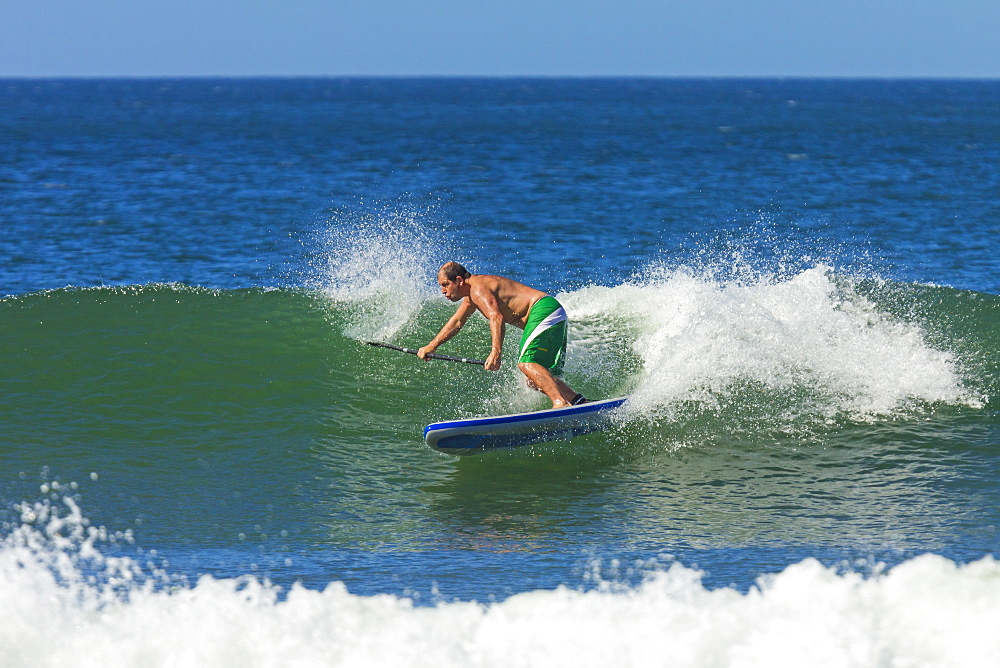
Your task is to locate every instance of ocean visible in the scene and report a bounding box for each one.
[1,78,998,666]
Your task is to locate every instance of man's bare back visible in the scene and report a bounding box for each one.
[464,274,547,329]
[418,261,584,408]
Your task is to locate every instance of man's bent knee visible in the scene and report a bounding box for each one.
[518,361,550,376]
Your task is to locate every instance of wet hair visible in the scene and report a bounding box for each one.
[439,261,471,281]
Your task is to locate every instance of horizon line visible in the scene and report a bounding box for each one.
[2,73,999,81]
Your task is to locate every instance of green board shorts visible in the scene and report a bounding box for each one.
[518,296,568,372]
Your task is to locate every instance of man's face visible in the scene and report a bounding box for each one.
[438,274,463,301]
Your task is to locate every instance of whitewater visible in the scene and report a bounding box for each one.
[2,493,999,667]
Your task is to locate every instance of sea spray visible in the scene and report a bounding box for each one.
[303,205,983,432]
[562,263,981,437]
[309,237,985,438]
[311,198,449,342]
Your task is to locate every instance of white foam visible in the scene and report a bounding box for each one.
[561,264,980,423]
[2,502,998,668]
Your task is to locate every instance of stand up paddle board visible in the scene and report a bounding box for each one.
[425,396,628,456]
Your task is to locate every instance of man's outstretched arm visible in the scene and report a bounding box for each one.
[418,299,477,359]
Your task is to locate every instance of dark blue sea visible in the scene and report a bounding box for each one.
[1,78,998,666]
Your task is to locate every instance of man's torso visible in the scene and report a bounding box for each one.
[466,274,547,329]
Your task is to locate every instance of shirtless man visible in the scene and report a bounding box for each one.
[418,261,587,409]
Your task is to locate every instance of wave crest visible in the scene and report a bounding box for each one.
[562,264,985,435]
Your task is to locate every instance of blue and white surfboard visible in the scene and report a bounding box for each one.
[424,396,628,456]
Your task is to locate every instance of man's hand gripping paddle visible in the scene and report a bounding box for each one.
[363,341,487,366]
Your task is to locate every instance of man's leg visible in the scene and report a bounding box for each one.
[518,362,578,408]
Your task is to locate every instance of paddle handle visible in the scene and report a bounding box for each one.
[364,341,486,366]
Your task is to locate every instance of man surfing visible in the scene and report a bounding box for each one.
[418,262,587,409]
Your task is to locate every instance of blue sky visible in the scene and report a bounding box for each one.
[3,0,998,78]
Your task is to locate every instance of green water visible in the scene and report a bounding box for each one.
[1,280,996,596]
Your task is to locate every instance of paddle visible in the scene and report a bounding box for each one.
[363,341,487,366]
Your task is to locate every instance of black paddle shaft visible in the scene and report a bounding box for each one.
[364,341,487,366]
